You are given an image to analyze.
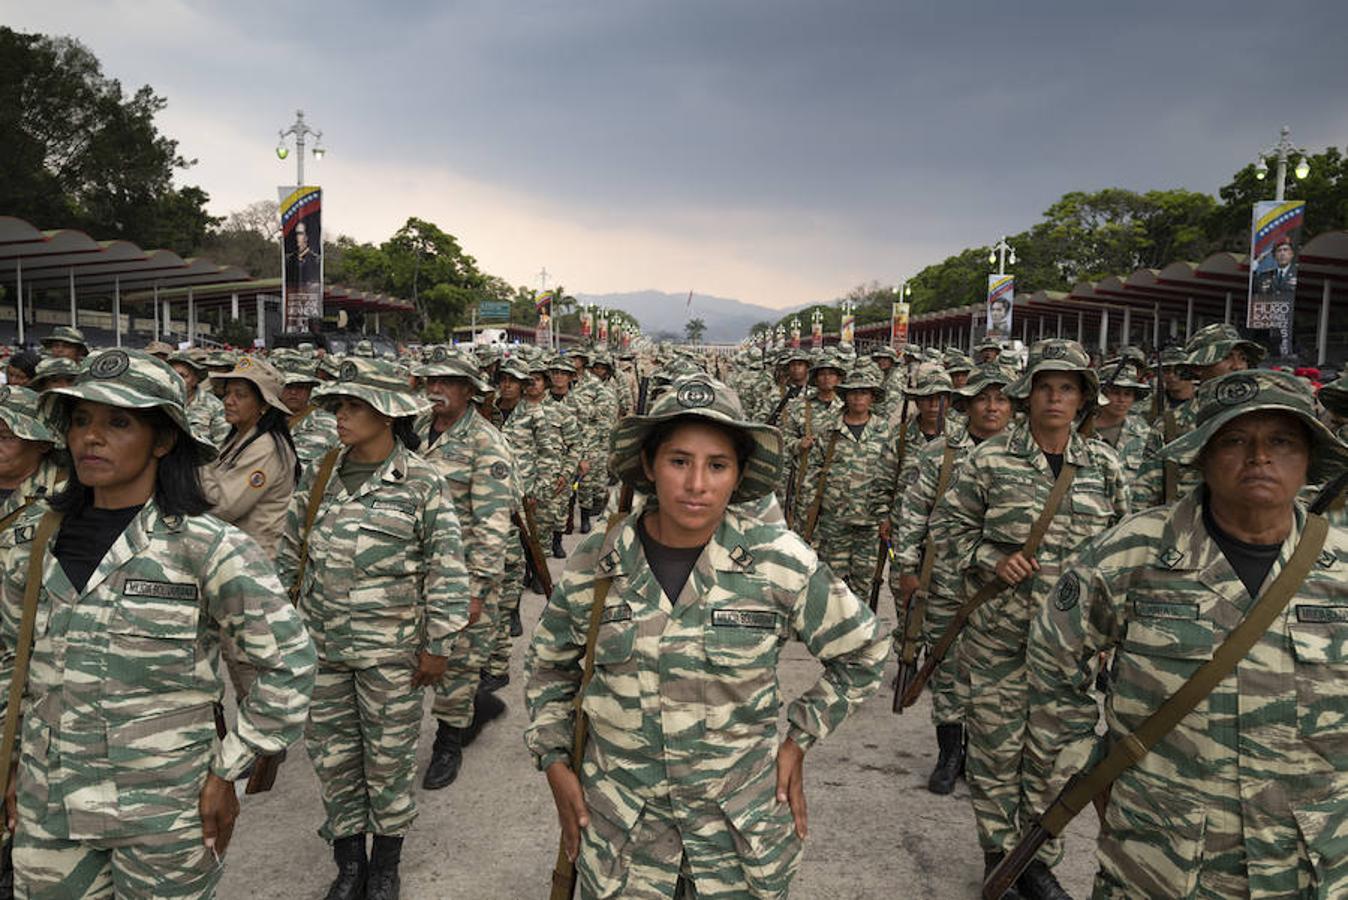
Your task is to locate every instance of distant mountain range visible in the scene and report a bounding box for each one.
[574,290,816,343]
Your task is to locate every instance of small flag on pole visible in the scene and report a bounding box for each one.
[686,290,694,313]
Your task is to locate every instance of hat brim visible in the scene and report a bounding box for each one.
[215,372,290,416]
[0,407,57,445]
[1005,363,1100,400]
[41,383,218,463]
[608,410,783,503]
[313,382,430,419]
[1160,401,1348,482]
[412,364,489,392]
[840,384,886,402]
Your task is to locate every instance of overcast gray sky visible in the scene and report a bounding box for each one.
[7,1,1348,309]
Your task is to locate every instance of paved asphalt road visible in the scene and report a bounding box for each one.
[220,528,1101,899]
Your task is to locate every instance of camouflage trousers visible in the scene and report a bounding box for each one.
[13,821,220,899]
[957,594,1061,863]
[577,771,802,899]
[486,528,526,678]
[432,590,499,727]
[577,456,611,513]
[812,521,881,599]
[533,472,571,535]
[307,660,424,841]
[919,590,965,727]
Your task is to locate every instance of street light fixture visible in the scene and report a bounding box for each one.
[1254,125,1310,201]
[990,236,1016,275]
[276,109,325,185]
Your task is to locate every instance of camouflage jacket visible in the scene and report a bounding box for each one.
[0,501,316,841]
[0,458,64,529]
[803,412,897,526]
[418,409,513,602]
[186,388,228,447]
[1026,493,1348,898]
[543,393,584,479]
[896,416,947,491]
[780,390,843,475]
[491,400,545,501]
[288,404,340,470]
[892,424,980,599]
[524,506,886,886]
[1131,398,1200,510]
[1097,413,1151,483]
[930,420,1129,630]
[572,376,619,462]
[276,443,468,666]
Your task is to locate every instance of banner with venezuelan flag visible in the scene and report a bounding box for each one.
[986,275,1014,341]
[1247,200,1305,357]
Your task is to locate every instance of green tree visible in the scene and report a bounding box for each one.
[684,317,707,343]
[0,27,219,253]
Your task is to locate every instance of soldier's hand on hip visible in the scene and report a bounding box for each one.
[468,596,484,625]
[776,737,808,839]
[199,772,240,858]
[411,651,449,688]
[545,761,589,862]
[995,551,1039,585]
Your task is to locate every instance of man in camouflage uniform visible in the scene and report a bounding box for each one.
[931,339,1128,899]
[891,362,1015,796]
[870,344,903,422]
[1132,323,1264,510]
[275,359,340,477]
[800,362,896,595]
[779,350,845,527]
[755,347,810,424]
[0,386,65,529]
[1025,369,1348,898]
[1093,361,1152,483]
[574,351,621,533]
[413,352,514,790]
[37,325,89,361]
[1156,344,1194,418]
[897,368,955,489]
[536,354,584,558]
[1,349,316,898]
[169,350,229,447]
[975,339,1002,365]
[524,374,888,898]
[27,357,80,393]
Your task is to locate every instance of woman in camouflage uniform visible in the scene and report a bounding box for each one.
[525,373,888,899]
[276,358,469,900]
[0,349,316,898]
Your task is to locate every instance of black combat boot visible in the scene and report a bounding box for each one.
[1016,860,1072,900]
[478,668,510,693]
[579,507,592,534]
[461,688,507,747]
[983,851,1024,900]
[510,606,524,636]
[0,839,13,900]
[421,721,463,790]
[927,723,965,795]
[366,835,403,900]
[324,834,367,900]
[552,531,566,559]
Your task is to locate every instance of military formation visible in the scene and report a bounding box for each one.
[0,320,1344,898]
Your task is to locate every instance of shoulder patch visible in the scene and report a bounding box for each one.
[248,469,267,489]
[903,467,921,486]
[490,461,510,480]
[1053,572,1081,611]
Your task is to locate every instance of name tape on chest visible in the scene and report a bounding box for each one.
[123,579,199,601]
[1133,599,1200,621]
[1295,605,1348,624]
[711,609,777,630]
[372,500,415,515]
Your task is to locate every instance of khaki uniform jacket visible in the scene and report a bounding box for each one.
[202,426,298,559]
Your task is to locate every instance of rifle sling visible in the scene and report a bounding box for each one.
[899,443,959,663]
[1038,513,1329,837]
[1162,411,1179,504]
[907,461,1079,703]
[0,509,62,800]
[801,431,841,541]
[290,448,340,602]
[767,384,799,426]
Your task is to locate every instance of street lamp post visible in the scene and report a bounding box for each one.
[1254,125,1311,202]
[276,109,326,185]
[989,236,1017,276]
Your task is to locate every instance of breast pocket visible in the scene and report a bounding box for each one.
[354,509,418,576]
[1114,604,1214,732]
[984,481,1037,546]
[703,606,784,735]
[106,595,201,693]
[1289,620,1348,766]
[581,618,643,733]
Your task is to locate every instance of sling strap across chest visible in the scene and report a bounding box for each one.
[288,448,340,604]
[800,431,842,542]
[901,458,1079,708]
[896,443,960,668]
[985,513,1330,898]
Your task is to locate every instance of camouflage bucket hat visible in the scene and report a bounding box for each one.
[0,386,59,444]
[167,349,210,376]
[40,325,88,352]
[956,363,1016,398]
[839,362,886,402]
[908,368,954,397]
[777,347,810,367]
[413,353,489,392]
[29,356,82,391]
[143,340,175,358]
[1318,377,1348,417]
[497,357,532,382]
[808,350,846,382]
[1099,362,1151,395]
[1184,323,1266,367]
[609,374,783,503]
[214,356,290,415]
[1004,339,1100,400]
[281,366,322,388]
[40,349,218,463]
[590,351,616,370]
[313,357,430,419]
[1161,369,1348,481]
[943,353,975,375]
[870,345,900,362]
[974,339,1001,354]
[1160,345,1188,367]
